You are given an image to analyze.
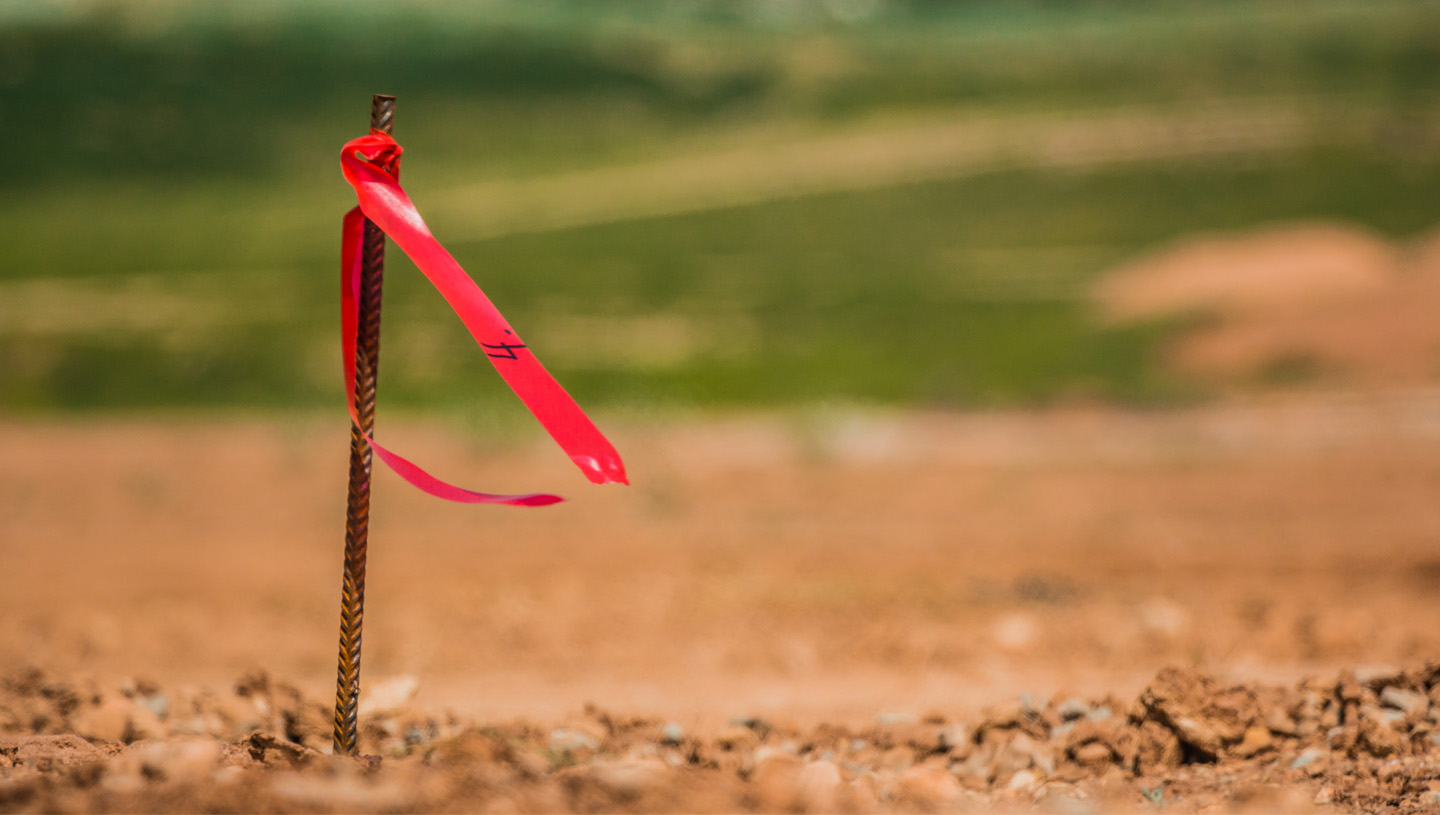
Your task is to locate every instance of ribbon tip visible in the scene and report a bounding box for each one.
[572,454,629,486]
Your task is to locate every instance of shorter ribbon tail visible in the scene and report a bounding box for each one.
[370,439,563,507]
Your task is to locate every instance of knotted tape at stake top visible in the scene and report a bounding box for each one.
[340,132,628,505]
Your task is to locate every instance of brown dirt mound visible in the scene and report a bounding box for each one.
[1095,224,1440,386]
[4,663,1439,813]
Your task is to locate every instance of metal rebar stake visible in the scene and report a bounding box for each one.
[333,93,395,757]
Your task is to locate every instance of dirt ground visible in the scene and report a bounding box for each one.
[4,383,1440,812]
[1097,223,1440,388]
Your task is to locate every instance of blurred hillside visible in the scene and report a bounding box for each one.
[4,0,1440,416]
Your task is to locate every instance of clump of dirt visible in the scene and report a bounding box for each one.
[1095,223,1440,387]
[1097,225,1400,320]
[4,663,1440,813]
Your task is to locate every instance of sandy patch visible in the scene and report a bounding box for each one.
[1096,223,1440,385]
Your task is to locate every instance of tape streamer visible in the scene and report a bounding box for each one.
[340,132,627,506]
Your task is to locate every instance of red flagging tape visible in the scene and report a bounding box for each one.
[340,133,627,505]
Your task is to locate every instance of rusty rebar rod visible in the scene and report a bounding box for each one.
[333,93,395,757]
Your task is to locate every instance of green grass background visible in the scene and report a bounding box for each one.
[3,0,1440,417]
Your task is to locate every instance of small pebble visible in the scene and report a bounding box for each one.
[1291,747,1326,770]
[135,694,169,721]
[72,698,135,743]
[1234,725,1273,758]
[357,676,419,717]
[1072,741,1112,766]
[1264,707,1298,736]
[1007,769,1039,793]
[1380,686,1427,717]
[1019,692,1048,713]
[749,752,803,811]
[1056,698,1090,722]
[1354,665,1404,689]
[577,758,668,798]
[895,765,962,808]
[548,728,600,754]
[937,724,968,751]
[877,712,916,726]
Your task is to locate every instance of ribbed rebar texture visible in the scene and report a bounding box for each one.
[333,94,395,757]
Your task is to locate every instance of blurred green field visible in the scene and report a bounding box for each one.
[3,0,1440,417]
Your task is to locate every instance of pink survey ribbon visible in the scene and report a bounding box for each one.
[340,132,627,506]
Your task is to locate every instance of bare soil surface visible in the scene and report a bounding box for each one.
[4,391,1440,811]
[1097,223,1440,388]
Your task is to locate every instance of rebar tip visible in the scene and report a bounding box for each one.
[370,95,396,135]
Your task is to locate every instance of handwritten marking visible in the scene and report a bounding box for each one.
[482,340,527,360]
